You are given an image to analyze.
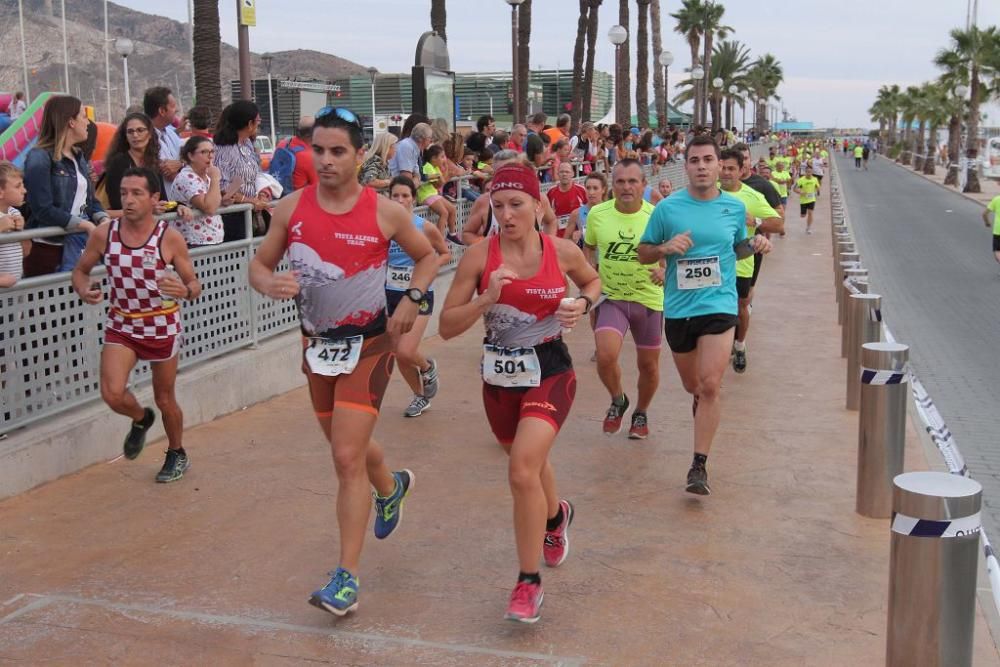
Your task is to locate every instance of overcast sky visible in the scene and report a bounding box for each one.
[115,0,1000,128]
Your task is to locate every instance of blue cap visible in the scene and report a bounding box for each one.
[630,127,640,134]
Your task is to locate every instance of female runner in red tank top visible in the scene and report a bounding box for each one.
[440,163,601,624]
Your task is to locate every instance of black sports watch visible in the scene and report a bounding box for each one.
[404,288,425,304]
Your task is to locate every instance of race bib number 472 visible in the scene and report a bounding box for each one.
[482,344,542,388]
[305,335,363,376]
[677,256,722,290]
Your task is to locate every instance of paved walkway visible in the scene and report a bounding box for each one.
[2,185,998,665]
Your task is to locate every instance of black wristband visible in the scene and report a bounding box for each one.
[184,285,192,300]
[577,294,593,313]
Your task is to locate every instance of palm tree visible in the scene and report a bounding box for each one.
[699,1,732,128]
[898,85,919,164]
[910,85,928,170]
[671,0,706,126]
[570,0,589,131]
[582,0,603,121]
[636,0,651,129]
[192,0,222,117]
[707,40,750,133]
[868,85,900,154]
[922,82,950,176]
[938,26,1000,193]
[616,0,631,128]
[868,96,889,150]
[430,0,447,41]
[745,54,782,133]
[650,0,665,128]
[934,49,968,185]
[517,0,532,121]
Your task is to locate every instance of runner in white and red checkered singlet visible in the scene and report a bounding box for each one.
[73,167,202,483]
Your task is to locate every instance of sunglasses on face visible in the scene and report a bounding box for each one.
[126,127,149,136]
[315,106,361,129]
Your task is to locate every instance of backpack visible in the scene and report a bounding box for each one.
[268,138,305,197]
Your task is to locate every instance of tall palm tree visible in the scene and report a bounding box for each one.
[430,0,447,41]
[867,95,890,150]
[922,82,950,176]
[671,0,706,126]
[898,85,920,164]
[745,54,782,133]
[707,40,750,133]
[636,0,651,129]
[582,0,603,120]
[869,84,900,154]
[516,0,532,121]
[935,26,1000,192]
[616,0,631,127]
[650,0,665,128]
[570,0,589,131]
[910,85,928,170]
[192,0,222,117]
[699,1,732,128]
[934,49,968,185]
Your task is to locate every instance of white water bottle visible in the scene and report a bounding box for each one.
[157,264,177,308]
[560,297,577,335]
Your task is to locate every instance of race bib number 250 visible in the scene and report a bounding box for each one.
[677,256,722,290]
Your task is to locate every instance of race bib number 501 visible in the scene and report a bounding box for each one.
[677,256,721,290]
[482,344,542,388]
[305,335,363,376]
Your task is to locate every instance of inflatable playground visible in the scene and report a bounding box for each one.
[0,92,116,173]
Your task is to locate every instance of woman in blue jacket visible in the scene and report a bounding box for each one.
[23,95,108,276]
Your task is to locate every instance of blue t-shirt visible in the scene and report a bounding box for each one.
[640,189,747,319]
[388,137,421,177]
[643,185,654,202]
[387,214,434,292]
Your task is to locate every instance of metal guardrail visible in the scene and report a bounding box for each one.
[0,145,772,436]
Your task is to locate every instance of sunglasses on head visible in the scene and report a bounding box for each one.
[315,106,361,129]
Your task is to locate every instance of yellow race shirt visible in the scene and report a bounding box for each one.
[854,146,864,158]
[771,170,791,197]
[987,195,1000,235]
[796,176,820,204]
[725,184,779,279]
[584,199,663,311]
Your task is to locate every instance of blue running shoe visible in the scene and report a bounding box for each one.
[308,567,359,616]
[373,469,414,540]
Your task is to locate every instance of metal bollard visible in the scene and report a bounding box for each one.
[834,242,856,284]
[835,255,860,302]
[840,276,868,359]
[856,341,909,518]
[839,268,867,327]
[845,293,881,408]
[886,471,982,667]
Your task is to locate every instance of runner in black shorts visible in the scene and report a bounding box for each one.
[440,163,601,624]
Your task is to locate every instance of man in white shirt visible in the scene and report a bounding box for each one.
[143,86,183,181]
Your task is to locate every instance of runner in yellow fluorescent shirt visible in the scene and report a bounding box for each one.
[719,148,783,374]
[853,144,864,169]
[981,194,1000,268]
[793,164,821,234]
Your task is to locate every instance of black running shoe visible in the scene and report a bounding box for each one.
[123,408,155,460]
[155,449,190,483]
[732,347,747,374]
[686,462,711,495]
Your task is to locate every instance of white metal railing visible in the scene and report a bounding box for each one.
[0,145,772,435]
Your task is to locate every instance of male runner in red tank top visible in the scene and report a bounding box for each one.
[73,167,202,483]
[250,108,437,618]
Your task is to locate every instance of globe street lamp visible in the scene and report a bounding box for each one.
[728,84,737,133]
[114,37,134,109]
[690,65,705,127]
[263,53,277,147]
[608,25,628,127]
[506,0,526,122]
[658,50,674,127]
[711,77,723,131]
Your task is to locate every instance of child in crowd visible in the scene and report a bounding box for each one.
[417,144,460,244]
[0,161,29,288]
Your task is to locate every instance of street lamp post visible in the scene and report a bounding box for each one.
[608,25,628,128]
[60,0,70,92]
[104,0,112,121]
[367,66,378,141]
[658,50,674,128]
[506,0,525,123]
[955,83,970,187]
[728,84,737,133]
[16,0,30,101]
[263,53,277,147]
[711,76,723,131]
[114,37,134,109]
[690,65,705,128]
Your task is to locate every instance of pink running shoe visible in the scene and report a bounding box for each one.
[543,499,575,567]
[505,580,544,623]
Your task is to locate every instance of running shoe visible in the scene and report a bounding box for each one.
[628,412,649,440]
[308,567,359,617]
[602,394,629,435]
[504,580,544,623]
[155,448,189,483]
[543,499,574,567]
[373,469,414,539]
[446,232,465,246]
[123,407,155,460]
[686,461,711,495]
[419,359,439,399]
[732,347,747,374]
[404,395,431,418]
